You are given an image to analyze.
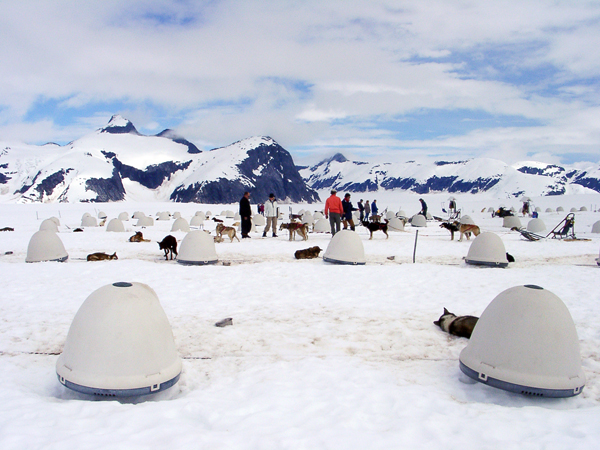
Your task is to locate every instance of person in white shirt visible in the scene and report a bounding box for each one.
[262,193,279,237]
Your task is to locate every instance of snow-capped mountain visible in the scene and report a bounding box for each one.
[0,116,319,204]
[299,154,600,198]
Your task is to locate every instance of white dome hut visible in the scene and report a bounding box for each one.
[253,214,266,226]
[314,212,324,219]
[171,217,190,232]
[50,216,60,226]
[190,215,204,227]
[39,218,59,232]
[460,215,475,225]
[502,216,522,229]
[385,211,395,220]
[157,211,170,221]
[132,211,145,219]
[97,211,107,219]
[106,218,125,232]
[81,215,98,227]
[136,216,154,227]
[323,230,366,265]
[195,210,204,217]
[173,212,182,219]
[527,218,546,233]
[388,217,405,231]
[177,230,218,265]
[82,212,92,219]
[591,220,600,234]
[234,213,241,221]
[569,207,578,212]
[580,206,588,212]
[545,208,554,213]
[398,210,407,218]
[205,210,212,217]
[465,232,508,268]
[459,285,585,397]
[314,219,330,233]
[26,230,68,263]
[535,207,542,213]
[487,207,494,213]
[56,282,182,396]
[411,214,427,227]
[118,212,129,221]
[303,213,315,226]
[556,206,564,212]
[220,210,227,216]
[225,210,235,218]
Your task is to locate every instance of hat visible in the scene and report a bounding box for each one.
[269,193,275,198]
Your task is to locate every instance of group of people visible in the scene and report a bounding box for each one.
[239,191,279,238]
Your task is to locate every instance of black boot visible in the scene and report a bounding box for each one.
[263,232,267,237]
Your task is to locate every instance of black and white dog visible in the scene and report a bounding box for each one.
[361,219,389,240]
[433,308,479,338]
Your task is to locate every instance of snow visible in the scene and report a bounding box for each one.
[1,193,600,449]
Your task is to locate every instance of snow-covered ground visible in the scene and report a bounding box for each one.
[1,193,599,449]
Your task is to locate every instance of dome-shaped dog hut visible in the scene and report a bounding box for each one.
[97,211,107,219]
[82,212,92,219]
[81,215,98,227]
[411,214,427,227]
[465,232,508,268]
[173,212,182,219]
[106,218,125,232]
[303,214,315,226]
[398,210,407,218]
[545,207,554,213]
[118,212,129,221]
[323,230,366,265]
[26,230,68,263]
[459,285,585,397]
[50,216,60,226]
[527,218,546,233]
[570,207,578,212]
[39,218,59,232]
[195,210,204,217]
[502,216,521,229]
[314,212,324,219]
[580,206,588,212]
[171,217,190,232]
[314,218,330,233]
[388,217,405,231]
[56,282,182,396]
[177,230,218,265]
[460,215,475,225]
[253,214,266,226]
[487,207,494,213]
[132,211,145,219]
[224,210,234,218]
[385,211,395,220]
[190,215,204,227]
[136,216,154,227]
[556,206,564,212]
[592,220,600,233]
[157,211,170,221]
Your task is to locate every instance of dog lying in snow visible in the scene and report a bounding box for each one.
[294,246,322,259]
[87,252,118,261]
[129,231,150,242]
[433,308,479,338]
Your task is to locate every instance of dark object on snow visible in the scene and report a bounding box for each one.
[0,227,14,231]
[215,318,233,327]
[158,235,178,260]
[295,246,322,259]
[434,308,479,339]
[493,207,513,218]
[506,252,515,263]
[73,228,84,232]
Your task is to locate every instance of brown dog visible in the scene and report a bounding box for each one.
[87,252,118,261]
[129,231,150,242]
[215,223,240,242]
[458,224,480,241]
[295,246,322,259]
[280,222,309,241]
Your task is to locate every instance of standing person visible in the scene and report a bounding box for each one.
[342,193,357,231]
[419,198,428,218]
[239,191,252,238]
[371,199,379,221]
[364,200,371,221]
[357,199,364,221]
[262,193,278,238]
[324,189,343,236]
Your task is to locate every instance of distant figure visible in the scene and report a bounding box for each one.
[522,201,530,217]
[357,199,364,222]
[419,198,428,218]
[372,200,378,217]
[239,191,252,238]
[263,193,279,238]
[324,189,343,236]
[449,199,456,214]
[364,200,371,221]
[342,193,357,231]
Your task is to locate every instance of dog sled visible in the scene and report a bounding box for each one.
[513,213,589,242]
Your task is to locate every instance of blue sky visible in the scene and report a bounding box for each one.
[1,0,600,166]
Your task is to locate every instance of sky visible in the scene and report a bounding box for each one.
[1,0,600,167]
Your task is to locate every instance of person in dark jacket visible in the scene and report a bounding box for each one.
[342,193,357,231]
[419,198,428,218]
[239,191,252,238]
[357,199,364,221]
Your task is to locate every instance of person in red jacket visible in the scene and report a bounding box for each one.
[324,189,343,236]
